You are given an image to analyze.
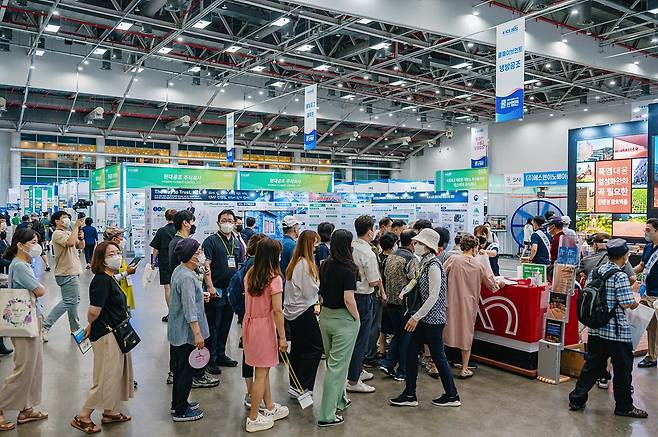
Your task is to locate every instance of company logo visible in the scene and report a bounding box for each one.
[477,296,519,335]
[502,25,519,36]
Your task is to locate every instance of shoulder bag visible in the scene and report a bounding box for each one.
[0,288,39,337]
[107,278,140,353]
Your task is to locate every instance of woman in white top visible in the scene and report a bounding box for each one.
[283,230,322,396]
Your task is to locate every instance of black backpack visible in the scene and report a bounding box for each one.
[576,266,621,329]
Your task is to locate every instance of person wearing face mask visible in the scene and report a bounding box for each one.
[201,210,243,375]
[280,216,301,275]
[474,225,500,276]
[102,227,137,311]
[0,229,48,431]
[346,215,386,394]
[633,218,658,369]
[444,234,504,378]
[70,241,135,433]
[168,238,210,423]
[29,213,50,272]
[42,211,85,341]
[234,216,248,264]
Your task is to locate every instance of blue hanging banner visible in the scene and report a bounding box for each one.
[226,112,235,163]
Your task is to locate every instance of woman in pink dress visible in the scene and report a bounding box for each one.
[243,237,289,433]
[444,234,503,378]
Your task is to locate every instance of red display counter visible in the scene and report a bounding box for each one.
[469,283,579,376]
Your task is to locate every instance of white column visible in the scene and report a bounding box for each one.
[345,166,353,182]
[390,162,401,179]
[234,147,243,169]
[170,142,179,165]
[10,131,20,188]
[293,150,302,171]
[96,136,105,168]
[0,131,12,205]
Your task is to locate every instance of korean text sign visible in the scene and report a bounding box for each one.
[495,18,525,123]
[594,160,631,213]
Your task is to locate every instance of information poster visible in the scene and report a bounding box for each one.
[576,133,647,238]
[470,125,488,168]
[495,18,525,123]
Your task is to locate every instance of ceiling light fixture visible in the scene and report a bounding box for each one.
[467,42,474,48]
[390,80,406,86]
[116,21,133,31]
[272,17,291,26]
[363,74,370,80]
[545,63,552,68]
[337,83,344,88]
[35,49,45,56]
[44,24,60,33]
[52,10,60,16]
[258,90,264,95]
[296,44,314,52]
[370,42,390,50]
[571,9,578,15]
[251,65,267,72]
[452,61,472,69]
[340,94,355,99]
[192,19,211,29]
[130,67,144,73]
[312,64,330,71]
[158,47,173,54]
[225,45,241,53]
[177,36,183,42]
[561,38,568,43]
[583,108,589,112]
[388,113,393,117]
[609,80,616,85]
[652,37,658,43]
[29,65,35,69]
[93,48,107,55]
[357,18,373,24]
[77,66,83,71]
[524,79,539,84]
[270,81,285,87]
[188,66,201,72]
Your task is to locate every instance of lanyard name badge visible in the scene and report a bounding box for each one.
[219,233,236,269]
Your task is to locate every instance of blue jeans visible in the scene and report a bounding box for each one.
[404,320,457,397]
[348,293,374,382]
[381,304,410,376]
[44,275,81,332]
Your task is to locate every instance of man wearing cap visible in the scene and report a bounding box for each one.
[634,218,658,369]
[561,216,577,238]
[168,238,210,422]
[103,226,137,310]
[280,216,300,274]
[569,239,647,419]
[547,216,565,266]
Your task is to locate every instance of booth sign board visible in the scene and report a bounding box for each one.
[239,170,332,192]
[124,166,237,190]
[436,168,489,191]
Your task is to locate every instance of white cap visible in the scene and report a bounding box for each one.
[561,216,571,225]
[282,215,301,229]
[412,228,440,253]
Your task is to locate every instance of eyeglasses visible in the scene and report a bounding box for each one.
[219,219,235,224]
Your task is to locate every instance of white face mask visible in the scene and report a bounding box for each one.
[414,243,428,256]
[25,243,42,259]
[196,254,206,266]
[105,255,122,272]
[220,223,234,234]
[61,217,72,229]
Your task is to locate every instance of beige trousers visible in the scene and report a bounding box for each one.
[640,295,658,361]
[83,334,134,411]
[0,334,43,412]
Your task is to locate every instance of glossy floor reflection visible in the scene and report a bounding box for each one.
[0,255,656,437]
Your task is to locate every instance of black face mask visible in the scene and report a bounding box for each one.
[236,225,244,233]
[0,231,6,240]
[477,236,487,246]
[190,224,197,235]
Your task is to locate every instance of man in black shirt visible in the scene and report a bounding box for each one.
[241,216,256,242]
[150,208,177,323]
[203,209,243,373]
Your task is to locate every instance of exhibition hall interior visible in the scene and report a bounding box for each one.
[1,0,658,435]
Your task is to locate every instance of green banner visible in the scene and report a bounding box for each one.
[521,263,547,283]
[239,170,333,192]
[91,164,121,190]
[436,168,488,191]
[125,165,237,189]
[90,168,104,190]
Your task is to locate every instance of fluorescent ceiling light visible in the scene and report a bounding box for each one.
[116,21,133,31]
[44,24,60,33]
[370,42,390,50]
[455,115,471,120]
[357,18,373,24]
[524,79,539,84]
[403,105,416,110]
[340,94,355,99]
[130,67,144,73]
[225,45,241,53]
[158,47,173,54]
[272,17,291,26]
[188,66,201,72]
[250,65,267,72]
[270,81,285,87]
[455,93,471,99]
[296,44,314,52]
[312,64,331,71]
[35,49,45,56]
[389,80,406,86]
[93,48,107,55]
[192,20,211,29]
[649,8,658,14]
[452,62,472,69]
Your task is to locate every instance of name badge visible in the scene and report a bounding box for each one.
[126,275,134,287]
[227,258,236,269]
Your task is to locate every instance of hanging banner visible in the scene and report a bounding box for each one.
[470,125,488,168]
[239,170,332,192]
[436,168,489,191]
[226,112,235,163]
[495,18,525,123]
[125,165,237,189]
[304,84,317,150]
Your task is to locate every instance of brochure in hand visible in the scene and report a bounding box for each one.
[72,328,92,354]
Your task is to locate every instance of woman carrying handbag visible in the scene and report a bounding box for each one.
[71,241,136,434]
[0,228,48,431]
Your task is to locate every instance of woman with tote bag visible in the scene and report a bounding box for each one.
[0,228,48,431]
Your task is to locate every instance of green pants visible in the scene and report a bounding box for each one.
[318,307,360,423]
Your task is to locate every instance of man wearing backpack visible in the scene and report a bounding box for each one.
[569,239,647,419]
[634,218,658,369]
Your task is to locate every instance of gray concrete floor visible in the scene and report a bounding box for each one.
[1,253,656,437]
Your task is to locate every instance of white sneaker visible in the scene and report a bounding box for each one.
[360,369,374,382]
[246,413,274,433]
[263,403,289,421]
[244,394,266,411]
[41,327,49,343]
[346,381,376,393]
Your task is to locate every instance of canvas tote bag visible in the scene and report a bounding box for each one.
[0,288,39,337]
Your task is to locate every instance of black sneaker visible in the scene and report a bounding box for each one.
[379,365,394,377]
[614,407,648,419]
[170,401,200,414]
[217,357,238,367]
[363,359,380,368]
[192,373,219,389]
[569,402,585,412]
[637,358,657,368]
[596,378,609,389]
[166,371,174,385]
[162,315,168,323]
[206,364,222,375]
[390,393,418,407]
[432,394,461,407]
[318,415,344,427]
[172,407,204,422]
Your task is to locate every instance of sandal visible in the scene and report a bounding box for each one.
[70,416,101,434]
[460,369,474,379]
[17,408,48,424]
[101,412,131,424]
[0,420,16,431]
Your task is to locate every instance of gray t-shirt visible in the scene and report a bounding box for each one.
[168,264,210,347]
[8,258,42,316]
[578,250,634,280]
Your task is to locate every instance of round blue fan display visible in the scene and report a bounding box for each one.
[510,200,564,247]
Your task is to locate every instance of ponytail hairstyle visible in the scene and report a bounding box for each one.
[3,228,38,261]
[246,237,282,297]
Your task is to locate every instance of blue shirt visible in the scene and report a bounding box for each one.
[168,264,210,347]
[642,243,658,297]
[280,235,296,274]
[588,262,635,343]
[81,225,98,246]
[530,231,550,265]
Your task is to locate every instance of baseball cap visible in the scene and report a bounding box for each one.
[606,238,629,258]
[103,226,126,240]
[282,216,301,229]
